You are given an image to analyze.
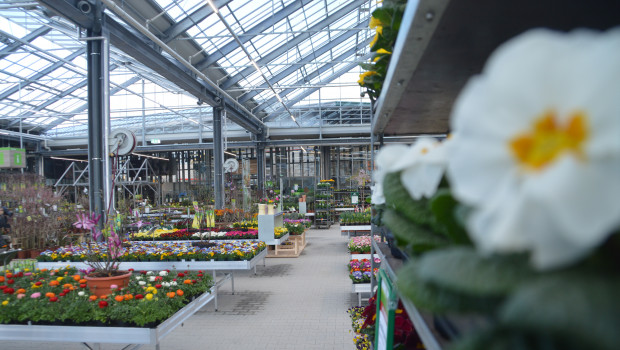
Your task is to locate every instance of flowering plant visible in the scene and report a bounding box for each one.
[349,258,380,283]
[73,212,124,277]
[0,266,213,326]
[375,28,620,349]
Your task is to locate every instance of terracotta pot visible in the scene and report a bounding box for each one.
[29,249,42,259]
[85,271,132,297]
[17,250,28,259]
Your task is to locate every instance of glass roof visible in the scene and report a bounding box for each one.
[0,0,375,141]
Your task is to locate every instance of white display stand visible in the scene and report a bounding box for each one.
[257,212,285,245]
[0,286,218,349]
[298,201,307,214]
[340,225,372,238]
[349,253,379,261]
[352,283,372,306]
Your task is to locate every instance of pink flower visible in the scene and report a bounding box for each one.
[17,293,26,299]
[73,213,96,230]
[30,292,41,298]
[110,284,118,290]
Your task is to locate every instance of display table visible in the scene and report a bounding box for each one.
[340,225,371,238]
[0,285,218,349]
[349,253,379,261]
[38,248,267,296]
[351,283,371,306]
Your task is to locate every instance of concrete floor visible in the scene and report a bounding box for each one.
[2,225,359,350]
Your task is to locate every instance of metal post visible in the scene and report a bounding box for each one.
[141,79,146,146]
[213,106,224,209]
[86,14,105,220]
[102,29,112,213]
[256,135,265,196]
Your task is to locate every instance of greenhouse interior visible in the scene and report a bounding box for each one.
[0,0,619,349]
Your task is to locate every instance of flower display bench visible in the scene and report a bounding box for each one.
[349,253,379,260]
[37,248,267,296]
[0,285,218,350]
[352,283,372,306]
[340,225,371,239]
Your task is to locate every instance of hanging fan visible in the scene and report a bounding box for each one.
[109,129,137,156]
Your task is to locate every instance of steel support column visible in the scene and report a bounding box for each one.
[213,107,225,209]
[86,15,105,221]
[256,135,266,196]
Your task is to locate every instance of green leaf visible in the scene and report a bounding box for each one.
[359,63,375,71]
[418,247,534,296]
[448,327,584,350]
[371,8,392,25]
[383,209,448,254]
[500,272,620,350]
[397,260,502,314]
[429,189,471,245]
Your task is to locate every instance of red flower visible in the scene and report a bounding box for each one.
[155,276,163,281]
[7,279,14,284]
[80,283,87,288]
[128,268,134,272]
[49,297,59,302]
[59,292,66,297]
[177,273,185,277]
[155,284,162,289]
[63,289,71,294]
[98,300,108,308]
[197,273,203,277]
[35,281,42,286]
[135,294,144,300]
[3,287,14,294]
[0,285,6,290]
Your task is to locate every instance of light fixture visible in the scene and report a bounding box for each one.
[207,0,219,13]
[132,152,169,161]
[224,150,236,157]
[51,156,88,163]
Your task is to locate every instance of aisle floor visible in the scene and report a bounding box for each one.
[3,225,359,350]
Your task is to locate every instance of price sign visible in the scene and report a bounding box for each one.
[375,269,397,350]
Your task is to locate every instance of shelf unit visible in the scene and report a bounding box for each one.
[257,212,285,245]
[315,185,334,229]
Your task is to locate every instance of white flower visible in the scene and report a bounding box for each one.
[146,271,154,275]
[138,281,146,286]
[134,276,142,280]
[149,276,156,282]
[78,291,85,297]
[170,281,178,286]
[159,270,168,276]
[370,183,385,205]
[374,137,447,202]
[400,138,449,200]
[163,282,171,287]
[447,28,620,270]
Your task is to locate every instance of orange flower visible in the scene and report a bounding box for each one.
[176,289,184,296]
[0,276,4,283]
[49,280,60,287]
[124,294,133,300]
[89,295,98,301]
[40,269,48,272]
[63,283,73,289]
[45,292,55,298]
[166,292,176,298]
[183,279,192,285]
[73,275,81,281]
[79,279,87,284]
[114,295,124,302]
[16,288,26,294]
[99,295,108,299]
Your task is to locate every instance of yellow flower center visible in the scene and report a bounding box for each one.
[509,110,588,170]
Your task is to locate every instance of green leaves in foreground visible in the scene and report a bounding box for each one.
[500,272,620,350]
[383,208,448,254]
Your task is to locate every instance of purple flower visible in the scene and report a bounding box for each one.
[73,213,95,230]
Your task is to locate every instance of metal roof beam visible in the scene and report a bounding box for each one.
[263,60,364,121]
[254,47,362,112]
[221,0,366,90]
[194,0,306,70]
[0,48,85,101]
[162,0,232,42]
[37,0,264,134]
[0,26,51,61]
[237,24,364,104]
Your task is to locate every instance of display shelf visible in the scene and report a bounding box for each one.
[372,239,445,350]
[352,283,372,306]
[349,253,379,261]
[315,185,334,228]
[372,0,620,137]
[341,225,371,239]
[257,212,284,243]
[0,285,217,347]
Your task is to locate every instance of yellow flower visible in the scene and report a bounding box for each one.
[2,300,8,306]
[369,16,381,30]
[145,293,153,300]
[369,32,380,48]
[357,71,377,85]
[376,48,391,55]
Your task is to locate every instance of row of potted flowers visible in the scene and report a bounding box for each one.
[131,227,288,241]
[0,266,213,327]
[348,236,381,254]
[36,241,267,263]
[349,258,380,284]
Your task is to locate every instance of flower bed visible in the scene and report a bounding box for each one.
[348,236,381,254]
[347,306,371,350]
[349,258,380,284]
[0,266,213,327]
[37,241,267,263]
